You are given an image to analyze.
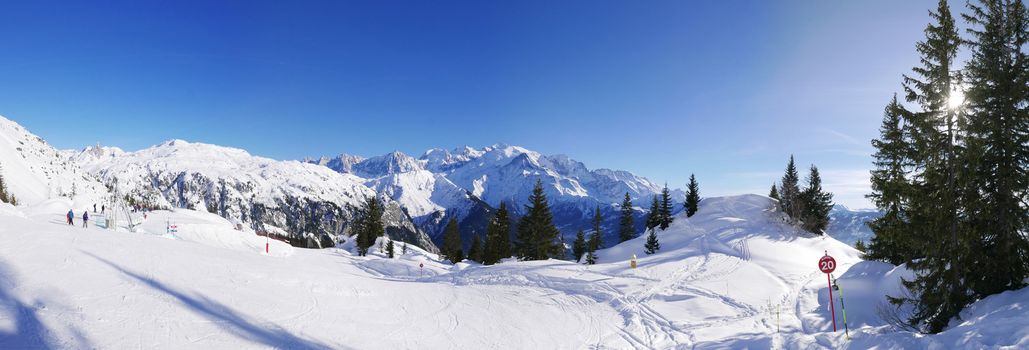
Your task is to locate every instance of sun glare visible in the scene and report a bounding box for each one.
[948,85,965,110]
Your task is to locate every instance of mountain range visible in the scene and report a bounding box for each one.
[1,114,874,252]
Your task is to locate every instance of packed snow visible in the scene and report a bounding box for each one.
[1,194,1025,349]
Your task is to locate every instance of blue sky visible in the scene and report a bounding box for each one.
[0,1,944,208]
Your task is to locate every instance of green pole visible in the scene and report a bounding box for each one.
[833,276,850,340]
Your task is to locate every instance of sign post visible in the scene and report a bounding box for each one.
[819,251,837,332]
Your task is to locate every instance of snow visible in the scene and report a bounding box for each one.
[1,193,1024,349]
[0,115,107,207]
[74,138,377,212]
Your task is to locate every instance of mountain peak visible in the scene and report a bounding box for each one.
[159,139,190,147]
[351,150,424,178]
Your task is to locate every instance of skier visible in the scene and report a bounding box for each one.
[93,203,97,213]
[82,211,89,228]
[67,209,74,225]
[101,204,105,214]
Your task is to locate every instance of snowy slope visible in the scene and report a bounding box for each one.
[0,115,107,207]
[2,194,1022,349]
[65,139,437,252]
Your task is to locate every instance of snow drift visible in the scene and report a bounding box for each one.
[1,193,1023,349]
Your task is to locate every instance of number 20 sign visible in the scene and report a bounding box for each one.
[819,255,836,274]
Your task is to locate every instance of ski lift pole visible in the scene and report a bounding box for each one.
[833,275,850,340]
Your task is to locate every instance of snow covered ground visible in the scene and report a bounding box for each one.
[0,195,1025,349]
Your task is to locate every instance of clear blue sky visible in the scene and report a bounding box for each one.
[1,0,943,208]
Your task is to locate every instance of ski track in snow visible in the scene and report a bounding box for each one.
[0,194,1026,349]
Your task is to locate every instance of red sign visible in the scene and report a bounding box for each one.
[819,255,836,274]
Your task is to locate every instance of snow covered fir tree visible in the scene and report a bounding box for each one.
[0,0,1025,348]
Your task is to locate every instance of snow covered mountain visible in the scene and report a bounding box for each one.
[314,144,686,246]
[314,150,496,248]
[64,139,438,252]
[826,204,881,246]
[0,115,107,207]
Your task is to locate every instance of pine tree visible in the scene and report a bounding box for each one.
[0,162,9,204]
[584,249,597,265]
[386,239,395,258]
[402,242,408,255]
[468,234,483,263]
[591,206,603,250]
[355,196,385,257]
[644,229,660,254]
[441,218,464,263]
[854,240,867,253]
[685,174,700,217]
[645,195,660,231]
[893,0,969,334]
[659,184,674,229]
[618,192,635,242]
[779,156,802,221]
[769,183,779,200]
[483,201,512,265]
[961,0,1029,299]
[866,95,917,265]
[572,229,587,262]
[587,226,601,265]
[800,165,833,234]
[515,179,563,260]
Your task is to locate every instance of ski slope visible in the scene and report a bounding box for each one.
[0,195,1025,349]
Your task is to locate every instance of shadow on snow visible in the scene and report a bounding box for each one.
[0,259,92,349]
[83,252,342,350]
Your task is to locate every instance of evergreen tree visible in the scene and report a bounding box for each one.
[644,229,660,254]
[779,155,803,221]
[769,183,779,200]
[866,95,917,265]
[441,218,464,263]
[572,229,587,262]
[961,0,1029,299]
[659,184,674,229]
[587,226,601,265]
[799,165,834,234]
[591,206,603,250]
[685,174,701,217]
[402,242,408,256]
[584,249,597,265]
[515,179,563,260]
[854,240,868,253]
[0,162,9,204]
[386,239,395,258]
[483,201,512,265]
[468,234,483,263]
[645,195,661,231]
[355,196,385,257]
[893,0,969,334]
[618,192,635,242]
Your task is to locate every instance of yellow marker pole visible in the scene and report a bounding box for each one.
[834,276,850,340]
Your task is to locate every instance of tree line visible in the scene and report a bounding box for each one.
[863,0,1028,334]
[359,175,703,266]
[768,156,834,234]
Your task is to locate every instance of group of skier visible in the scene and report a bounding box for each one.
[66,203,106,228]
[66,208,88,227]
